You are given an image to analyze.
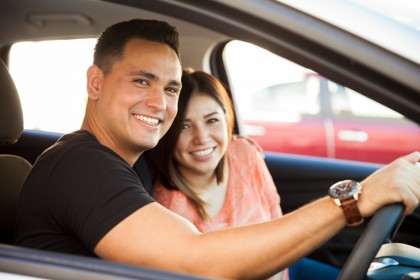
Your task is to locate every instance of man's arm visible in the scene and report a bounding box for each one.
[94,152,420,279]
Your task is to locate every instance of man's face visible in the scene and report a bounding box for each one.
[89,38,182,164]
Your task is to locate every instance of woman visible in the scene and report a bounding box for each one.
[145,67,281,227]
[145,68,339,280]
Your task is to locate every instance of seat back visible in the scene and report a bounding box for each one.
[0,59,32,244]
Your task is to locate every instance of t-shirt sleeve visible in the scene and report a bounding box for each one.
[49,145,154,253]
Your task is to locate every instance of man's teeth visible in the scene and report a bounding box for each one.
[192,148,213,157]
[135,115,159,125]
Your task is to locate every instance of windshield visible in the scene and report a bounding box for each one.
[353,0,420,31]
[277,0,420,64]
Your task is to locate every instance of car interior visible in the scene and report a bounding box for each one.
[0,55,206,280]
[0,0,419,279]
[0,59,32,245]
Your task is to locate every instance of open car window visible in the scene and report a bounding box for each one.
[7,38,420,164]
[222,40,420,164]
[9,39,96,133]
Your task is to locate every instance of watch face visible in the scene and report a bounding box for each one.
[329,180,359,199]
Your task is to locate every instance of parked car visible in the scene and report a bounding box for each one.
[241,73,420,164]
[0,0,419,279]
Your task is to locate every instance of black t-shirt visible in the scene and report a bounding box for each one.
[15,130,154,257]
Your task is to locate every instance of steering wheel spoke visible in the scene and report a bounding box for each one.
[337,203,404,280]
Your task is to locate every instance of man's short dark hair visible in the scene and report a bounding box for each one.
[94,19,180,74]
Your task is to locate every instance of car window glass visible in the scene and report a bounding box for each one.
[329,82,404,120]
[222,40,420,164]
[245,76,321,123]
[9,39,96,133]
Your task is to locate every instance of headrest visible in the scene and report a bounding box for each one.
[0,59,23,145]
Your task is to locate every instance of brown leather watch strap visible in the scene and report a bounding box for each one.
[341,198,364,227]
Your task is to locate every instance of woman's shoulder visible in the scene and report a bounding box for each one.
[228,135,264,166]
[152,182,201,222]
[153,182,187,204]
[230,135,263,154]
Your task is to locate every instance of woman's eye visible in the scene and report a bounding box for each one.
[165,87,179,96]
[207,118,219,124]
[181,123,190,129]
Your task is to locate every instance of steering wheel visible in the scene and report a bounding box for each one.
[337,203,405,280]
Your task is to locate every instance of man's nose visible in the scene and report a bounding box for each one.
[146,89,167,111]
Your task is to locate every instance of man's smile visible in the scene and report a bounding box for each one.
[133,114,160,125]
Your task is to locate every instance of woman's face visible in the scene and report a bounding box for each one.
[173,94,229,179]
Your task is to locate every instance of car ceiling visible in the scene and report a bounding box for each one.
[0,0,227,70]
[1,0,419,123]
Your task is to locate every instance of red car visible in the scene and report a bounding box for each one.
[241,74,420,164]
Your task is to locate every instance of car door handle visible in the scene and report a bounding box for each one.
[338,130,368,142]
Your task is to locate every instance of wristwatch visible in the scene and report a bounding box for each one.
[328,180,364,227]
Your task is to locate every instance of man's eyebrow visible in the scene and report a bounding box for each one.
[169,79,182,88]
[130,70,158,80]
[130,70,181,87]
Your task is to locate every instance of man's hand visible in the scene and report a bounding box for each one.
[359,151,420,217]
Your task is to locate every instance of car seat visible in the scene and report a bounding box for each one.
[0,59,32,244]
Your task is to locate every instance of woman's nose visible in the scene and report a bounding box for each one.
[193,125,209,144]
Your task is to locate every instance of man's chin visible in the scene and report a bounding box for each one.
[138,138,159,151]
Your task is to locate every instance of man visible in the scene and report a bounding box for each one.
[16,19,420,280]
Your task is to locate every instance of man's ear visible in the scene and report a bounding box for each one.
[86,65,102,100]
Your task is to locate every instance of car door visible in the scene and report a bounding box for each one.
[217,39,420,268]
[242,76,329,158]
[326,82,420,164]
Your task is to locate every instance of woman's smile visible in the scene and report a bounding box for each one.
[190,147,216,158]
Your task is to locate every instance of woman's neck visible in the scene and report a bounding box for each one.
[183,166,230,218]
[183,171,216,191]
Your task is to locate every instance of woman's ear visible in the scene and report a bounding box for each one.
[225,112,235,139]
[225,111,232,127]
[86,65,102,100]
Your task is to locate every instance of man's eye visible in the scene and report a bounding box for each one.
[166,87,179,96]
[134,79,148,86]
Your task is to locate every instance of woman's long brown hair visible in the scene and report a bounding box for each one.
[144,68,235,219]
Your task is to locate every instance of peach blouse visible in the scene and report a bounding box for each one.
[153,136,288,280]
[152,135,282,232]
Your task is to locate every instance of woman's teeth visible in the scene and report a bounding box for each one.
[192,147,213,157]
